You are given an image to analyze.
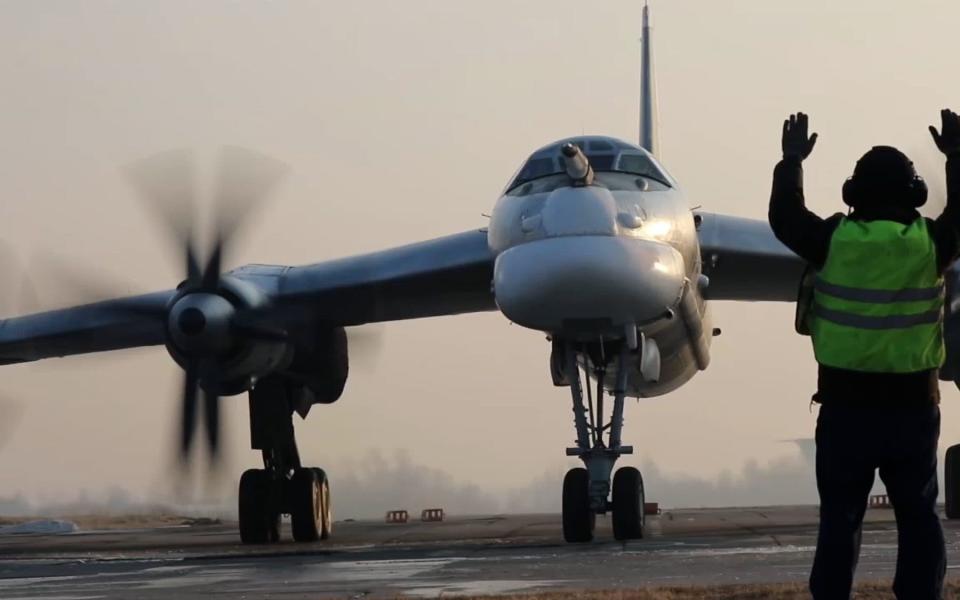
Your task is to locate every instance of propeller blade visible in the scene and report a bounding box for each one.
[200,240,222,291]
[125,150,197,242]
[179,363,224,469]
[202,386,221,461]
[124,149,204,282]
[196,361,223,465]
[180,362,200,461]
[347,325,385,373]
[186,243,202,285]
[25,252,167,321]
[212,146,288,245]
[29,252,133,304]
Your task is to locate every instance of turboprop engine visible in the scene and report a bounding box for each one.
[164,275,291,398]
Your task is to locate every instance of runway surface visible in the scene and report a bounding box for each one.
[0,506,958,599]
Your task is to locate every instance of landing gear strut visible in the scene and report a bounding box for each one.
[562,341,645,542]
[238,377,333,544]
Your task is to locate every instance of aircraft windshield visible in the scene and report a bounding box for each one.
[506,137,671,192]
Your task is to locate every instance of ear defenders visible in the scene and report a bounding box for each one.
[842,146,927,209]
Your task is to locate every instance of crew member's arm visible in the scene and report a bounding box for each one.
[768,112,838,269]
[929,109,960,271]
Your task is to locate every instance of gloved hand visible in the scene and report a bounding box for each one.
[929,109,960,157]
[781,112,818,161]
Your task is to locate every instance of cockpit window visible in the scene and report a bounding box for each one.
[506,137,671,192]
[617,153,663,180]
[588,154,616,170]
[514,157,556,183]
[588,139,614,151]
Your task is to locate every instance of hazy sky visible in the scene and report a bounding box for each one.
[1,0,959,514]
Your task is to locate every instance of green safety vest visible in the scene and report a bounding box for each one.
[809,217,945,373]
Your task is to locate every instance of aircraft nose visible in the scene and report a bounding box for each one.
[493,236,685,336]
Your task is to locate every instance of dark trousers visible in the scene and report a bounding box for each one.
[810,403,946,600]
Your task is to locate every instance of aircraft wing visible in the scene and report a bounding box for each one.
[0,229,496,365]
[695,212,807,302]
[264,228,496,325]
[0,291,175,365]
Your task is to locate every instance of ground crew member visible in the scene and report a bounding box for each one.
[769,110,960,600]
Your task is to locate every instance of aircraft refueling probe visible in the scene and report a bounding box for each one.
[561,143,595,186]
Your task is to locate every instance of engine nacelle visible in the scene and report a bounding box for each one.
[283,326,349,410]
[165,276,292,396]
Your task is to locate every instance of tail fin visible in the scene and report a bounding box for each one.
[639,2,659,157]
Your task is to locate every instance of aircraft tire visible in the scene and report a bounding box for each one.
[311,467,333,539]
[562,467,594,543]
[612,466,645,540]
[239,469,280,544]
[291,467,323,542]
[946,445,960,519]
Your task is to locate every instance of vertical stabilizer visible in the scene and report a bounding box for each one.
[639,2,659,156]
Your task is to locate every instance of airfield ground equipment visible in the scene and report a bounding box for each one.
[385,511,410,524]
[421,509,445,522]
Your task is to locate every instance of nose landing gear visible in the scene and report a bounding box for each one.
[612,466,645,540]
[561,341,646,543]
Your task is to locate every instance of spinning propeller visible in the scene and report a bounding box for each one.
[125,147,288,466]
[0,147,382,471]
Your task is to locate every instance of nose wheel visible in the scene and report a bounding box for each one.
[562,467,595,542]
[560,340,646,543]
[612,466,645,540]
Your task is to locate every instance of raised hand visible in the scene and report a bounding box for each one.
[929,109,960,157]
[782,112,819,161]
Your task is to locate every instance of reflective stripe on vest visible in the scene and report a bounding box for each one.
[812,304,942,329]
[813,278,944,304]
[809,217,945,373]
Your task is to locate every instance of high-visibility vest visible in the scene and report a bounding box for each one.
[809,217,945,373]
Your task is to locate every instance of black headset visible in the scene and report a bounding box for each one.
[842,146,927,209]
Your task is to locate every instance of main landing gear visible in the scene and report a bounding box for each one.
[238,377,333,544]
[560,341,645,543]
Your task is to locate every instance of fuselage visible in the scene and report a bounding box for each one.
[488,136,713,397]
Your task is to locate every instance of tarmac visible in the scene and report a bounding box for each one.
[0,506,957,599]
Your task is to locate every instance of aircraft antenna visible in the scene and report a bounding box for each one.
[639,1,660,157]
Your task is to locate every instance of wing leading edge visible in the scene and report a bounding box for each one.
[696,212,807,302]
[274,228,496,325]
[0,229,496,365]
[0,291,174,364]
